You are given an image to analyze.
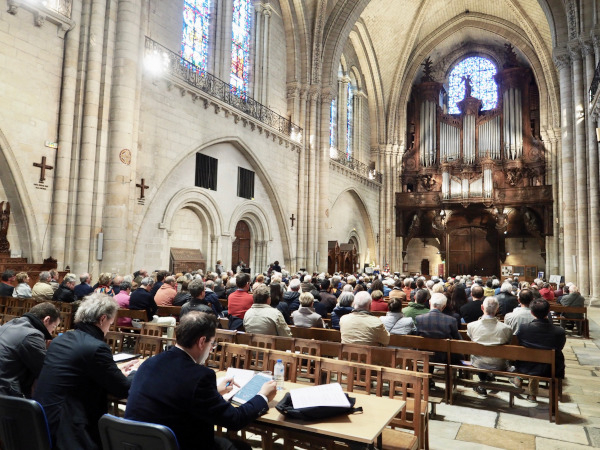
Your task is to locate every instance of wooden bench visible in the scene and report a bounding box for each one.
[156,305,182,320]
[111,309,148,333]
[288,325,342,342]
[550,305,589,338]
[447,340,560,423]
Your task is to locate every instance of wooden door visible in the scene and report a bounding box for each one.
[448,227,498,276]
[232,221,251,270]
[420,259,430,276]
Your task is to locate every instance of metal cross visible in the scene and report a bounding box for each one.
[290,213,296,227]
[33,156,53,183]
[136,178,149,199]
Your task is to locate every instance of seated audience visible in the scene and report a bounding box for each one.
[380,297,415,335]
[173,278,192,306]
[204,279,224,317]
[539,282,555,302]
[129,276,158,320]
[340,291,390,346]
[504,289,535,334]
[114,280,132,326]
[243,285,292,336]
[496,282,519,316]
[31,271,54,300]
[318,279,337,313]
[154,275,177,306]
[269,275,291,324]
[402,288,430,320]
[227,273,254,319]
[513,298,566,403]
[94,273,115,296]
[331,292,354,330]
[181,279,216,317]
[52,274,76,303]
[460,285,484,323]
[291,292,325,328]
[74,273,94,300]
[0,270,15,297]
[467,297,513,396]
[12,272,32,298]
[283,278,302,312]
[559,284,585,331]
[125,312,276,450]
[34,294,139,449]
[0,302,60,397]
[370,289,389,312]
[389,279,406,299]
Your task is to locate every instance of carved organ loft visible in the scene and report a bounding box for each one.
[397,45,553,278]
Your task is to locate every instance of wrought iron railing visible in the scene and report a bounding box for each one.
[329,147,382,183]
[144,37,302,142]
[46,0,72,18]
[591,61,600,102]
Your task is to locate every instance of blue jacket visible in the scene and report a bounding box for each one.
[125,347,268,449]
[331,306,353,330]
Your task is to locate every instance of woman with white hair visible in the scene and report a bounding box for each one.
[331,292,354,330]
[291,292,324,328]
[34,293,140,449]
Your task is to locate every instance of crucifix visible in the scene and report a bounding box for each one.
[289,213,296,228]
[520,236,528,249]
[136,178,149,199]
[33,156,53,183]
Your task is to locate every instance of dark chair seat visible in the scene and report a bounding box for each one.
[98,414,180,450]
[0,394,52,450]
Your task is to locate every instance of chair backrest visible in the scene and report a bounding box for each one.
[0,394,52,450]
[141,323,163,337]
[98,414,179,450]
[105,331,125,354]
[134,336,164,358]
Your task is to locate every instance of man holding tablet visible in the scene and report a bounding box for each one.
[125,311,277,450]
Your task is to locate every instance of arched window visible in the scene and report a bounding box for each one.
[181,0,212,71]
[346,83,353,157]
[231,0,252,97]
[329,99,337,149]
[448,56,498,114]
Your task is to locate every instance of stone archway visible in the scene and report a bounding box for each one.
[232,220,251,272]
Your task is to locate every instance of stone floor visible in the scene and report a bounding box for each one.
[428,305,600,450]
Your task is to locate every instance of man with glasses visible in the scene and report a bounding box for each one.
[126,311,277,450]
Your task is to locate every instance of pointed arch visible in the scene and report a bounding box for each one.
[331,187,376,259]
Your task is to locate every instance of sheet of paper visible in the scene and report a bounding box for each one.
[217,368,257,401]
[289,383,351,409]
[112,353,141,362]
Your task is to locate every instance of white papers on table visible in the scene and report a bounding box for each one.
[217,368,258,401]
[112,353,141,362]
[289,383,351,409]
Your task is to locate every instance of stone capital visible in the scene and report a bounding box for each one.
[552,48,571,71]
[580,39,594,57]
[568,40,583,60]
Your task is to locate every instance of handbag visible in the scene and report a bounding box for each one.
[275,392,363,420]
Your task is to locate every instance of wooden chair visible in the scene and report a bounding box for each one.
[140,323,163,337]
[105,331,125,354]
[134,336,164,358]
[235,332,253,345]
[221,343,250,370]
[318,358,355,391]
[293,338,321,384]
[247,345,270,372]
[341,343,373,392]
[111,309,148,332]
[272,336,295,352]
[265,350,298,383]
[156,305,181,319]
[250,334,277,349]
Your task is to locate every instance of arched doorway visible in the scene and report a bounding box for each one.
[448,227,498,276]
[232,220,251,271]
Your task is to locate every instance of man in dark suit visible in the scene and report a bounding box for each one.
[513,298,566,402]
[126,311,277,450]
[460,285,485,323]
[129,277,157,320]
[495,282,519,316]
[0,270,15,297]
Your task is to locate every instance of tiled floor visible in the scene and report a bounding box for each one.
[428,305,600,449]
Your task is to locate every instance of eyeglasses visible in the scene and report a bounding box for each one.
[209,340,219,351]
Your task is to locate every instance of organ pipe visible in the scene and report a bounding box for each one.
[420,100,437,166]
[503,87,523,159]
[464,115,475,164]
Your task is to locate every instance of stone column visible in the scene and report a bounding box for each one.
[102,0,142,274]
[337,76,349,153]
[569,42,590,294]
[295,88,308,270]
[353,89,367,163]
[318,87,335,272]
[553,48,576,282]
[306,87,320,271]
[252,2,263,100]
[218,0,234,81]
[541,127,560,276]
[51,0,83,266]
[584,40,600,301]
[210,234,219,271]
[261,4,271,106]
[72,0,108,274]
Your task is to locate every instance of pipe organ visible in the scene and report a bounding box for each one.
[396,48,553,277]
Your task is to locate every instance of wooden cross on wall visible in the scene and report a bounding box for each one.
[290,213,295,228]
[520,236,528,249]
[136,179,149,199]
[33,156,53,183]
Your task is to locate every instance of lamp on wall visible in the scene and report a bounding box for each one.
[596,128,600,143]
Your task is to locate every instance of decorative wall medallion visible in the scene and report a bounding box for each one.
[119,149,132,165]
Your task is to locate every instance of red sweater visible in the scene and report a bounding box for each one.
[370,298,389,312]
[227,290,254,319]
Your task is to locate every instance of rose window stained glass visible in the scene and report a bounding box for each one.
[448,57,498,114]
[346,84,353,157]
[231,0,252,97]
[330,99,337,148]
[181,0,211,72]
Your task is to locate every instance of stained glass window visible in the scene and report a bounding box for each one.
[329,99,337,149]
[346,84,353,157]
[448,56,498,114]
[231,0,252,97]
[181,0,211,72]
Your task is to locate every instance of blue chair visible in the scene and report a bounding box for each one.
[0,394,52,450]
[98,414,180,450]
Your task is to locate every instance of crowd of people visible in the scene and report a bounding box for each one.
[0,264,580,449]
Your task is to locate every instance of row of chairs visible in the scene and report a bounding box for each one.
[219,343,430,450]
[0,297,73,335]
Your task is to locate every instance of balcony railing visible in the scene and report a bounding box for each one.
[144,37,302,143]
[329,147,382,183]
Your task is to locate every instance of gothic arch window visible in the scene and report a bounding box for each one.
[182,0,212,71]
[448,56,498,114]
[329,98,337,149]
[346,82,353,157]
[231,0,253,97]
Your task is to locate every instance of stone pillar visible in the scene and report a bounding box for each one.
[210,234,219,271]
[553,48,576,283]
[261,4,271,106]
[541,127,560,276]
[353,89,366,163]
[337,76,349,153]
[72,0,108,274]
[218,0,234,81]
[584,40,600,302]
[318,87,335,272]
[569,42,590,294]
[295,88,308,270]
[51,0,83,266]
[306,87,320,271]
[102,0,142,274]
[251,1,270,104]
